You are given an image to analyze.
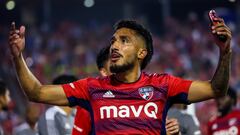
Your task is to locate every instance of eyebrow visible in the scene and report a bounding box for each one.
[119,35,130,40]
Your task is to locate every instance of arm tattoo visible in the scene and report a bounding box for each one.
[211,50,232,96]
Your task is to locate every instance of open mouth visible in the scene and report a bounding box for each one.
[111,52,121,62]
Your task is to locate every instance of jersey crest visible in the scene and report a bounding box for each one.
[138,86,154,100]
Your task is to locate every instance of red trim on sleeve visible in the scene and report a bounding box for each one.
[167,75,193,97]
[61,79,89,100]
[62,84,72,98]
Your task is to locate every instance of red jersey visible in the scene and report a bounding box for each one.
[72,107,91,135]
[62,72,192,135]
[207,110,240,135]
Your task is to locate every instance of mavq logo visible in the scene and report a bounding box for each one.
[138,86,154,100]
[100,102,158,119]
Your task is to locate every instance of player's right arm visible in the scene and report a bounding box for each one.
[9,22,68,106]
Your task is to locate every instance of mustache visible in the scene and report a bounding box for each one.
[111,49,123,57]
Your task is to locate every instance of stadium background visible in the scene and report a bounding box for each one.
[0,0,239,134]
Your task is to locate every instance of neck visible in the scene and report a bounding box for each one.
[115,65,141,83]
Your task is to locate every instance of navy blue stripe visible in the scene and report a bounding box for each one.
[168,92,190,104]
[161,100,172,135]
[88,104,95,135]
[67,97,96,135]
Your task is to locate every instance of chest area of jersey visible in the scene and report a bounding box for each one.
[89,84,167,101]
[89,85,168,120]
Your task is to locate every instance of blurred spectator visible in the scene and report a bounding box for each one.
[168,104,201,135]
[38,75,78,135]
[207,87,240,135]
[13,103,40,135]
[0,81,11,135]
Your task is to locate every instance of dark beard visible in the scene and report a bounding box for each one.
[110,62,134,73]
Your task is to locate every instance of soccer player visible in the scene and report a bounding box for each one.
[73,46,180,135]
[8,17,232,134]
[96,46,111,77]
[207,87,240,135]
[168,104,201,135]
[13,104,40,135]
[0,81,11,135]
[38,75,78,135]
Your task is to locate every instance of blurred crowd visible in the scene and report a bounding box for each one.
[0,14,240,135]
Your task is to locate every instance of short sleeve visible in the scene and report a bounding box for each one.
[167,75,192,104]
[62,78,90,107]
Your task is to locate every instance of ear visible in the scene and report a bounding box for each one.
[138,48,147,60]
[99,68,107,77]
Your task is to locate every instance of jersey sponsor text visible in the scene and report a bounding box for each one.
[100,102,158,119]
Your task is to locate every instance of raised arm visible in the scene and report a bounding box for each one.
[188,18,232,102]
[9,22,68,105]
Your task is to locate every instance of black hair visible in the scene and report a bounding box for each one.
[96,46,110,70]
[0,81,7,96]
[52,75,78,85]
[227,87,237,106]
[114,20,153,70]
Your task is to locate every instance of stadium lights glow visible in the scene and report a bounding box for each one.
[84,0,94,8]
[229,0,235,2]
[6,0,15,10]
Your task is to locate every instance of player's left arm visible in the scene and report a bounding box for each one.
[188,17,232,103]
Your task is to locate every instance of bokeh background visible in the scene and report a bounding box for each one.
[0,0,239,134]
